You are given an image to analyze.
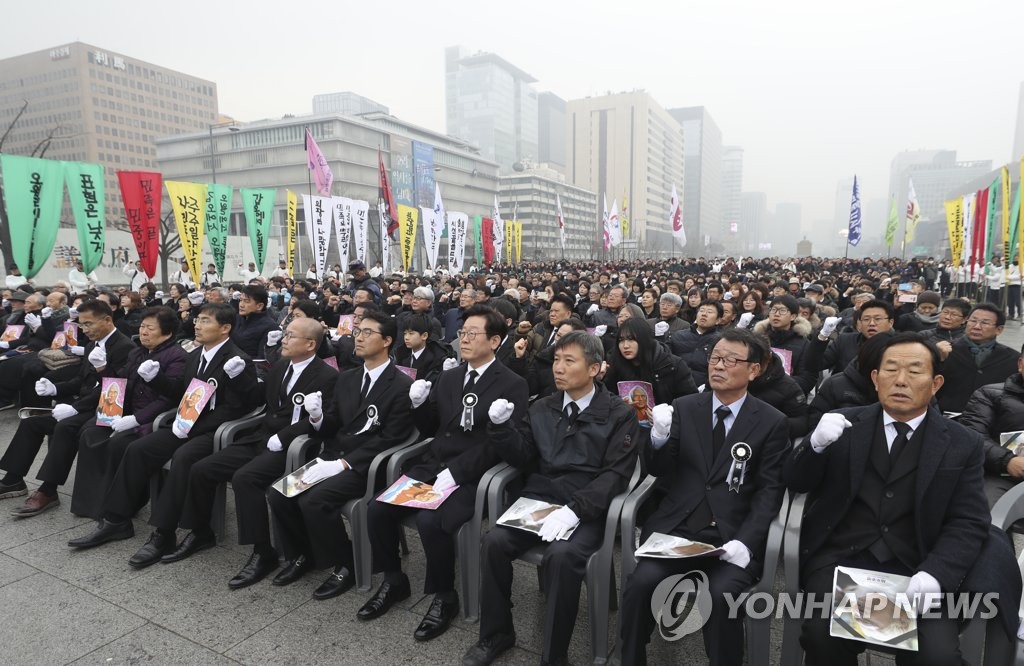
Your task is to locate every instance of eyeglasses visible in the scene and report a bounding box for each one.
[940,310,965,319]
[351,327,383,339]
[456,329,485,340]
[859,316,891,324]
[768,307,792,315]
[966,319,998,328]
[282,332,315,341]
[708,354,753,368]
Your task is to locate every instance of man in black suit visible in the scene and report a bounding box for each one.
[463,331,639,666]
[786,333,992,665]
[69,303,262,555]
[266,311,415,598]
[935,303,1018,413]
[358,304,529,642]
[619,327,791,666]
[394,313,451,384]
[0,300,134,514]
[143,317,339,582]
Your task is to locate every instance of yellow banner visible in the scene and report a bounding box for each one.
[514,221,522,263]
[1003,166,1011,269]
[166,181,208,284]
[1019,158,1024,279]
[286,190,297,277]
[397,204,418,271]
[505,220,513,261]
[621,194,630,238]
[945,199,964,268]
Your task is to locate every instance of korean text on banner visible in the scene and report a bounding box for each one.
[847,175,861,247]
[286,190,297,277]
[448,212,468,273]
[473,215,483,266]
[397,204,418,271]
[64,161,105,273]
[351,199,369,264]
[165,181,208,285]
[420,206,440,271]
[945,199,964,269]
[514,221,522,263]
[301,194,332,277]
[380,205,391,274]
[481,217,495,265]
[116,171,162,278]
[885,196,899,247]
[0,155,65,278]
[205,184,232,278]
[492,196,504,263]
[331,196,352,272]
[242,188,276,274]
[1002,167,1011,269]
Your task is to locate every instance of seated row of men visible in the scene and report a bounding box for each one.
[0,297,1018,665]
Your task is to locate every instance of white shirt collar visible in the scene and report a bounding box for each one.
[363,359,390,386]
[202,338,230,363]
[882,411,927,436]
[96,328,117,347]
[410,347,424,361]
[562,385,597,414]
[712,392,748,420]
[466,356,496,380]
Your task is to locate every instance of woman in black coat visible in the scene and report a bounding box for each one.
[748,351,810,438]
[603,317,697,407]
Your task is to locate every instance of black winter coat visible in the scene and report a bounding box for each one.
[960,374,1024,476]
[808,358,877,430]
[749,353,810,438]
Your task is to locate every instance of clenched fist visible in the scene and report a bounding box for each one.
[488,399,514,425]
[809,413,853,453]
[223,356,245,379]
[409,380,431,408]
[138,360,160,382]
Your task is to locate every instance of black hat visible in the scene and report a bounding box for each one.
[9,290,31,302]
[348,260,366,271]
[804,283,824,294]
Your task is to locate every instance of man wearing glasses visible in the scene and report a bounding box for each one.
[620,328,790,665]
[936,303,1019,413]
[358,304,529,642]
[810,299,895,376]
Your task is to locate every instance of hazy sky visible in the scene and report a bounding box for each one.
[3,0,1022,238]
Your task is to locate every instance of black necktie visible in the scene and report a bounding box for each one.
[890,422,911,461]
[712,405,731,458]
[564,401,579,425]
[360,372,371,400]
[280,364,293,401]
[463,369,478,395]
[197,354,208,377]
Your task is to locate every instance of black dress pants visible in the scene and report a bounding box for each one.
[0,411,92,483]
[72,421,136,518]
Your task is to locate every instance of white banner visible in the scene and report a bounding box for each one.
[351,199,369,264]
[379,198,391,274]
[670,184,686,247]
[448,212,468,273]
[492,195,504,263]
[609,198,622,247]
[332,196,352,273]
[420,207,441,271]
[556,193,566,252]
[302,194,332,277]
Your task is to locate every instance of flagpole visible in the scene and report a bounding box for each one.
[300,126,313,276]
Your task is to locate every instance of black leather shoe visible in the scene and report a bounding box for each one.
[271,554,312,586]
[68,519,134,549]
[413,595,460,642]
[462,631,517,666]
[312,565,355,600]
[229,550,279,590]
[357,575,411,620]
[128,531,175,569]
[160,531,215,564]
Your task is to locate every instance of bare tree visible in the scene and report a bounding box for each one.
[157,209,182,290]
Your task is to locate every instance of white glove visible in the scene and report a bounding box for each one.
[904,571,942,613]
[266,434,283,452]
[24,313,41,331]
[594,324,607,337]
[2,299,8,308]
[302,458,347,484]
[586,304,599,316]
[654,321,669,337]
[111,415,139,433]
[809,412,853,453]
[650,404,674,445]
[303,391,323,421]
[88,346,107,369]
[433,468,456,493]
[538,505,580,542]
[41,307,53,318]
[0,341,8,350]
[35,378,57,397]
[138,360,160,382]
[187,292,205,305]
[719,540,752,569]
[171,421,189,439]
[819,316,841,338]
[409,379,431,408]
[223,355,245,378]
[488,398,514,424]
[68,307,78,320]
[52,403,76,422]
[266,330,283,347]
[231,291,242,301]
[738,313,755,329]
[69,345,85,356]
[442,357,460,371]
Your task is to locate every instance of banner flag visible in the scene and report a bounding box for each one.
[609,198,622,247]
[1020,158,1024,280]
[847,175,862,246]
[602,194,610,251]
[301,194,332,277]
[378,150,398,239]
[380,204,391,274]
[473,215,483,266]
[447,212,468,273]
[64,161,105,273]
[505,220,514,260]
[331,196,352,273]
[669,184,686,247]
[305,128,333,196]
[351,199,369,264]
[1008,183,1021,268]
[884,196,899,247]
[974,187,989,276]
[481,217,495,264]
[492,196,504,263]
[397,204,418,271]
[242,188,276,274]
[945,199,964,269]
[433,183,446,241]
[0,155,65,279]
[205,184,232,278]
[963,193,975,272]
[116,171,161,278]
[556,193,566,252]
[621,194,630,238]
[985,179,999,264]
[1002,167,1011,269]
[420,206,441,271]
[286,190,297,277]
[514,221,522,263]
[165,181,208,285]
[904,178,921,245]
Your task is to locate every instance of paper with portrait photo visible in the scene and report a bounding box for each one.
[634,532,724,559]
[271,459,328,498]
[497,497,577,541]
[96,377,127,427]
[1,325,24,343]
[336,314,354,337]
[1000,431,1024,459]
[173,378,215,436]
[395,365,417,380]
[376,474,456,510]
[617,381,654,427]
[829,565,918,651]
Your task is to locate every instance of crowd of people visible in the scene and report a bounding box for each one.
[0,252,1022,665]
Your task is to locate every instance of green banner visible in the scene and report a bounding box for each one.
[473,215,482,266]
[1008,184,1022,264]
[64,161,105,273]
[205,184,232,278]
[884,197,899,247]
[0,155,65,278]
[985,179,999,264]
[241,188,276,274]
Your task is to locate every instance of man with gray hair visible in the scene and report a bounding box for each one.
[588,285,626,328]
[647,292,688,340]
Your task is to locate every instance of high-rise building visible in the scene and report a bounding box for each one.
[668,107,722,252]
[445,46,538,174]
[566,91,684,256]
[537,92,566,173]
[0,41,218,223]
[774,202,803,256]
[499,165,596,262]
[720,145,744,252]
[312,92,388,116]
[1013,81,1024,162]
[740,192,769,256]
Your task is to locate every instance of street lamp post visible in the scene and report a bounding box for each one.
[208,121,239,184]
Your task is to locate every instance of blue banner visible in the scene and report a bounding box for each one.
[412,140,435,209]
[848,175,862,247]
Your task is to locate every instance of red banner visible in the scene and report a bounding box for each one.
[973,188,988,275]
[482,217,495,265]
[117,171,162,277]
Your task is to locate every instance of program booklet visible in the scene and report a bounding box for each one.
[771,347,793,375]
[396,365,417,380]
[1000,430,1024,458]
[51,322,79,349]
[634,533,725,559]
[376,474,458,510]
[96,377,127,427]
[617,380,654,427]
[1,324,24,343]
[496,497,577,541]
[271,459,331,498]
[336,314,355,337]
[173,378,215,436]
[829,566,918,652]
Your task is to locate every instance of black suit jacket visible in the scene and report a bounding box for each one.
[149,339,263,438]
[643,391,790,566]
[56,328,135,412]
[394,341,447,385]
[233,356,338,449]
[936,339,1019,413]
[409,358,529,484]
[785,404,990,592]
